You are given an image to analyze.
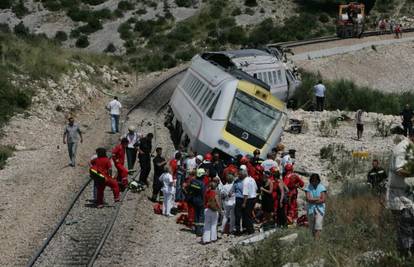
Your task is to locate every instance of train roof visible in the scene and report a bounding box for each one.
[200,50,272,91]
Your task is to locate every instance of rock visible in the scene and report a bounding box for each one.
[14,145,26,151]
[103,72,111,83]
[282,263,300,267]
[278,233,298,244]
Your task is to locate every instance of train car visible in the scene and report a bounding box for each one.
[202,49,294,101]
[165,52,288,158]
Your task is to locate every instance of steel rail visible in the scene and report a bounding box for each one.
[26,68,187,267]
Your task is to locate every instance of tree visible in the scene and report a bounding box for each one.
[75,35,89,48]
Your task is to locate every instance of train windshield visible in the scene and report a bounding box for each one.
[228,90,282,142]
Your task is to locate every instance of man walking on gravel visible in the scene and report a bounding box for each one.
[355,109,364,140]
[138,133,154,186]
[63,116,83,167]
[313,80,326,112]
[106,96,122,134]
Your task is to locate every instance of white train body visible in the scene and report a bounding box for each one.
[168,52,288,158]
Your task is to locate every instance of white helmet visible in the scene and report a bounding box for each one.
[128,125,136,132]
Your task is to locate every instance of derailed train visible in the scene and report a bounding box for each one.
[165,49,297,158]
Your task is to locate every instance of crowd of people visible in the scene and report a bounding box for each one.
[148,145,327,243]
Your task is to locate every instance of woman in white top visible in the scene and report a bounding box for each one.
[159,166,175,216]
[220,174,236,234]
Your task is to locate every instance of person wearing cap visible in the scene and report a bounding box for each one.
[63,116,83,167]
[305,173,327,240]
[187,168,206,236]
[124,125,141,171]
[242,165,258,234]
[112,137,129,191]
[106,96,122,134]
[231,166,246,235]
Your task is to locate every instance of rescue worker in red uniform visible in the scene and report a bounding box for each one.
[283,163,304,222]
[223,158,238,184]
[240,156,256,179]
[91,147,120,208]
[112,137,129,191]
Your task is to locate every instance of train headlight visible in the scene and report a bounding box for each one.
[218,139,230,148]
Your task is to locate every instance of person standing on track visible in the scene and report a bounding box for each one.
[106,96,122,134]
[138,133,153,186]
[90,147,120,208]
[160,166,175,217]
[112,137,129,191]
[124,126,141,171]
[151,147,167,202]
[203,181,221,244]
[63,116,83,167]
[313,80,326,112]
[188,168,206,236]
[242,165,258,235]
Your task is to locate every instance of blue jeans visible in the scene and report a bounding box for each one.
[111,114,120,133]
[175,171,185,202]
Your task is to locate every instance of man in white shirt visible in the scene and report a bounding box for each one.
[106,96,122,133]
[313,80,326,112]
[241,165,258,234]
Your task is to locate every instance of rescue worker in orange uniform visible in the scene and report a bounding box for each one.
[112,137,129,191]
[283,163,304,222]
[91,147,120,208]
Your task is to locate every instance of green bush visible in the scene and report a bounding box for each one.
[0,145,14,169]
[54,30,68,42]
[94,8,112,19]
[78,18,103,34]
[244,0,258,7]
[118,22,132,40]
[0,23,10,33]
[118,0,134,11]
[12,0,29,18]
[175,0,192,7]
[244,7,255,16]
[319,13,330,23]
[81,0,106,5]
[0,0,12,9]
[67,8,91,22]
[14,22,30,37]
[75,35,89,48]
[168,24,193,42]
[231,7,242,16]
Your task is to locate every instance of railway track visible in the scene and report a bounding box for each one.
[268,27,414,49]
[26,69,186,267]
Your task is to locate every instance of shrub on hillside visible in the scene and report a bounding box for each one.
[67,8,91,22]
[168,24,193,42]
[118,22,132,40]
[75,35,89,48]
[244,0,258,7]
[231,7,242,16]
[81,0,106,5]
[0,23,10,33]
[54,31,68,42]
[41,0,63,11]
[0,145,14,169]
[94,8,112,19]
[0,0,12,9]
[244,8,255,16]
[175,0,192,8]
[14,22,30,37]
[12,0,29,18]
[319,13,330,23]
[104,43,116,53]
[117,0,134,11]
[78,18,103,34]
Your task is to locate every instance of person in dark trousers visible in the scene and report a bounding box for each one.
[151,147,167,202]
[232,168,245,235]
[187,168,206,236]
[63,116,83,167]
[313,80,326,112]
[125,126,140,171]
[367,159,387,194]
[138,133,153,186]
[355,109,364,140]
[400,104,414,137]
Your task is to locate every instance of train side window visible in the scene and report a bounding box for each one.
[200,90,212,110]
[207,92,221,118]
[267,72,272,85]
[272,71,277,84]
[197,87,209,106]
[277,70,282,83]
[193,84,205,101]
[262,72,268,84]
[188,79,198,96]
[203,92,215,111]
[257,73,262,81]
[191,81,202,99]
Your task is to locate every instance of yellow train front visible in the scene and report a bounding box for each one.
[166,52,287,158]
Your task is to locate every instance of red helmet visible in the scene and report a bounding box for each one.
[285,163,293,172]
[204,153,213,161]
[255,165,264,173]
[240,156,249,164]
